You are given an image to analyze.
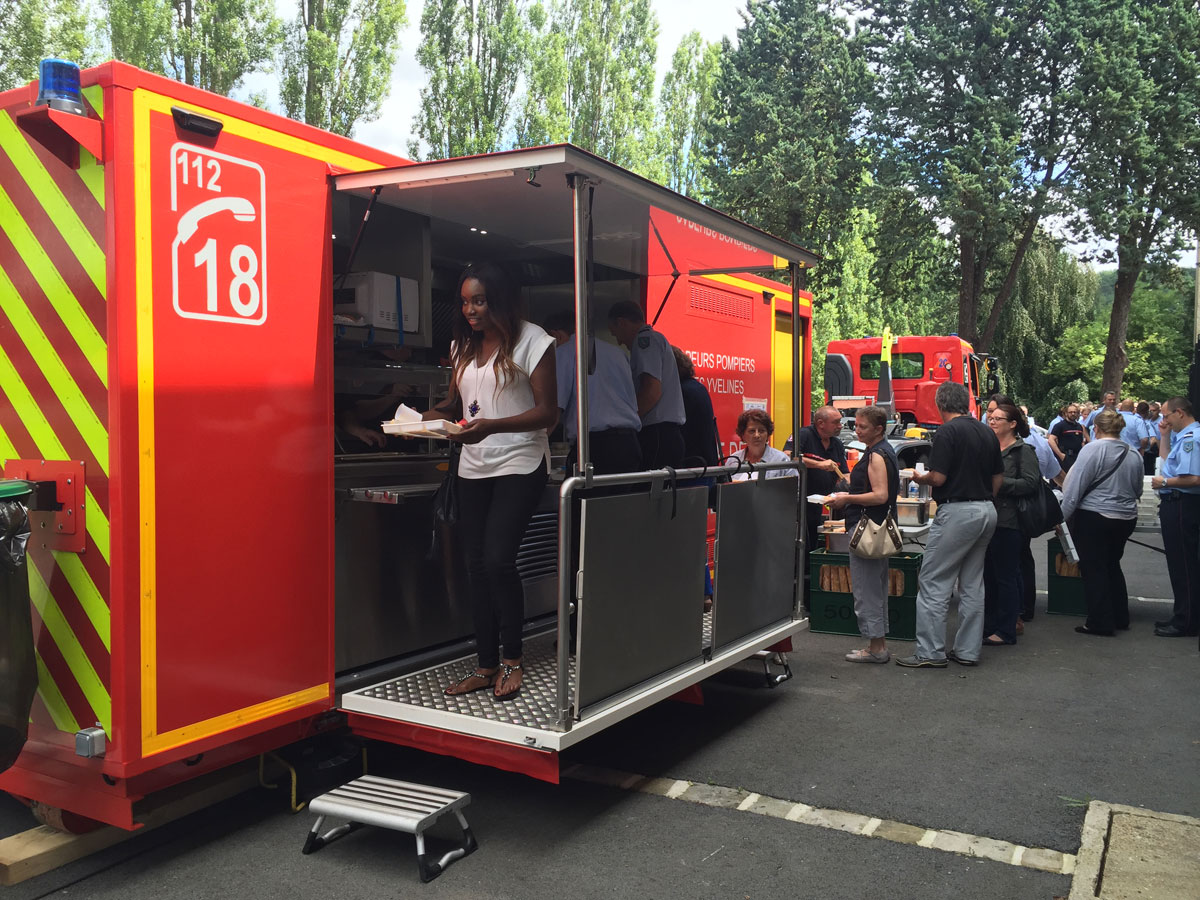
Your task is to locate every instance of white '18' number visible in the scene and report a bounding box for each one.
[193,240,260,317]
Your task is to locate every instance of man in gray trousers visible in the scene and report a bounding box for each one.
[897,382,1004,667]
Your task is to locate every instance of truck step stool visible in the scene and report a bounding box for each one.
[301,775,476,882]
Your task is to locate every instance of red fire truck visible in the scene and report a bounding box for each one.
[824,335,1000,427]
[0,61,816,830]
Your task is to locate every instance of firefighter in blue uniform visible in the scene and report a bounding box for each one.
[1150,397,1200,640]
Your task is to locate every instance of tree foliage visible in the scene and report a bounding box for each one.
[1071,0,1200,392]
[108,0,282,96]
[1,0,99,92]
[859,0,1094,351]
[705,0,867,257]
[1044,272,1193,407]
[655,31,720,198]
[410,0,528,159]
[280,0,407,137]
[515,0,659,171]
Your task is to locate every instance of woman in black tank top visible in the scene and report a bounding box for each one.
[830,407,900,663]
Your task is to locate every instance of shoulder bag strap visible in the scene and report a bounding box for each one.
[1078,444,1131,505]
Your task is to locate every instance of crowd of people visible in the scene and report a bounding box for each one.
[833,383,1200,666]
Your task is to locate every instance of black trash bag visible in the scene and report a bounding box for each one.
[0,499,36,774]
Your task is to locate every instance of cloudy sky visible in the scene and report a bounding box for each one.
[348,0,749,155]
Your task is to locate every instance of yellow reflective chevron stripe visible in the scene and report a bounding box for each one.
[0,340,107,475]
[0,184,106,386]
[35,652,80,733]
[28,562,110,732]
[85,487,109,563]
[78,84,105,206]
[0,264,108,471]
[52,550,109,651]
[0,113,105,297]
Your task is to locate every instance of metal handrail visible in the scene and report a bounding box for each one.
[553,460,807,729]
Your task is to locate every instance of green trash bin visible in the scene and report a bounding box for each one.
[0,479,36,773]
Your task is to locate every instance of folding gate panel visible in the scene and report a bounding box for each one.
[575,487,707,711]
[712,477,798,651]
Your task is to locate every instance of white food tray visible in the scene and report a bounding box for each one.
[382,418,463,439]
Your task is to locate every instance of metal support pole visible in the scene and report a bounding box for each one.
[555,476,583,730]
[570,176,593,480]
[790,261,807,617]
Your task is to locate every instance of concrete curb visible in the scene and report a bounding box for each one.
[1069,801,1200,900]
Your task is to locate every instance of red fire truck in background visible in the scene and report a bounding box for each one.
[824,335,1000,427]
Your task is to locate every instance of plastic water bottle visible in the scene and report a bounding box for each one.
[908,480,919,499]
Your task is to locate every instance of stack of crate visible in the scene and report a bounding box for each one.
[1046,536,1085,616]
[808,550,922,640]
[1136,476,1160,530]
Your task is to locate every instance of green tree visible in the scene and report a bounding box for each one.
[514,0,659,171]
[280,0,407,137]
[1072,0,1200,393]
[410,0,528,159]
[1,0,99,92]
[655,31,720,198]
[988,233,1097,405]
[1044,271,1193,404]
[860,0,1095,351]
[705,0,867,257]
[108,0,283,96]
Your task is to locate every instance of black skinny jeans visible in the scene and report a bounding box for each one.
[1072,508,1136,633]
[456,466,548,668]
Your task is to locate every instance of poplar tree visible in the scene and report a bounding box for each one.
[280,0,407,137]
[514,0,659,171]
[107,0,282,97]
[1,0,99,92]
[411,0,528,159]
[656,31,720,199]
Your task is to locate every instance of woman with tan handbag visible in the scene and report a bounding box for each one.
[829,406,900,663]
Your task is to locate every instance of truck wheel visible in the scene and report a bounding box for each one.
[30,801,105,834]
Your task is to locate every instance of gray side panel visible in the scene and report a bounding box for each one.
[576,487,707,710]
[712,477,798,651]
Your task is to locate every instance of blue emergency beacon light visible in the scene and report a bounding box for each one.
[35,59,86,116]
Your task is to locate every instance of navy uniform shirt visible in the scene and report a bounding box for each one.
[794,425,847,498]
[629,324,686,426]
[1160,421,1200,496]
[556,335,641,443]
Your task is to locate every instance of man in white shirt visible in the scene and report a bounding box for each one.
[545,313,643,475]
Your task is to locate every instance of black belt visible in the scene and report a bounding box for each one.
[939,497,991,504]
[1159,491,1199,502]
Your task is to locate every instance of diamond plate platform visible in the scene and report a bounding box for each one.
[356,632,574,731]
[341,611,804,753]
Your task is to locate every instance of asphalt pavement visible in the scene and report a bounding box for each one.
[2,531,1195,900]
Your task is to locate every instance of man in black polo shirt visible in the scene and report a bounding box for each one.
[1049,403,1088,471]
[897,382,1003,668]
[792,405,849,546]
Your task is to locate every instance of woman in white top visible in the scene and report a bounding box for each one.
[724,410,795,481]
[427,264,557,700]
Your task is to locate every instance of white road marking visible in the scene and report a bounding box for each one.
[564,764,1075,875]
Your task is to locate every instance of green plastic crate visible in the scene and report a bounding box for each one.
[808,550,921,640]
[1046,537,1086,617]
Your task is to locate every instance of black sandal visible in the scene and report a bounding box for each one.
[444,669,498,696]
[494,661,523,702]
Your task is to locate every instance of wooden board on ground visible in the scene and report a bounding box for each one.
[0,760,273,886]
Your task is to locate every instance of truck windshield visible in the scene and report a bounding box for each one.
[859,353,925,380]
